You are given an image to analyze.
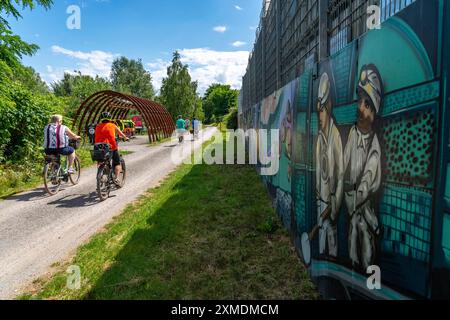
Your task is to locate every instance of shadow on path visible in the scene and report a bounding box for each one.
[5,189,50,202]
[48,192,100,209]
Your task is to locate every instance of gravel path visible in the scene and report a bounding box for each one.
[0,127,217,299]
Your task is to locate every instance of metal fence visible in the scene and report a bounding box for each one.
[240,0,417,112]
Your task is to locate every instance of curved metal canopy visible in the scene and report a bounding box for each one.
[73,90,175,143]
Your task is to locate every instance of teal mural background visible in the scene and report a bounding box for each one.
[239,0,450,299]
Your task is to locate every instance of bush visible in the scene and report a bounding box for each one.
[224,107,238,130]
[0,79,66,163]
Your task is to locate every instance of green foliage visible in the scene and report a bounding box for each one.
[224,107,238,130]
[0,24,38,69]
[13,65,49,94]
[111,57,155,99]
[0,60,12,81]
[203,84,239,124]
[160,51,198,119]
[0,1,53,70]
[258,215,279,235]
[52,72,112,118]
[0,162,43,199]
[192,97,205,122]
[0,0,52,23]
[0,80,64,163]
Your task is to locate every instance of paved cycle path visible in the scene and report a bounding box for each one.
[0,127,217,299]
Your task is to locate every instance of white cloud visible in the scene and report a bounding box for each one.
[51,45,118,78]
[46,45,249,96]
[213,26,227,33]
[231,41,246,47]
[44,65,60,83]
[43,65,78,84]
[147,48,249,95]
[234,5,243,10]
[250,26,257,30]
[146,59,171,93]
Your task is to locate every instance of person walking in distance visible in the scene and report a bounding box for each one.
[176,115,186,143]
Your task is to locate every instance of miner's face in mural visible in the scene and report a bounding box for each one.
[357,66,382,133]
[357,90,376,131]
[344,64,384,271]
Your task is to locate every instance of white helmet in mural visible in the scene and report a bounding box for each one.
[317,72,331,109]
[358,64,383,114]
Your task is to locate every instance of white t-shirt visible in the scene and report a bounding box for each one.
[43,124,69,149]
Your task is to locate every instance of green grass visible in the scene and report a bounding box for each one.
[147,136,172,147]
[0,163,42,199]
[20,136,318,300]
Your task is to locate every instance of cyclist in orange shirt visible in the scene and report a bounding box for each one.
[95,112,129,184]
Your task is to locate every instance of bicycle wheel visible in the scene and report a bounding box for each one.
[97,166,111,201]
[115,157,126,188]
[43,162,61,195]
[69,156,81,185]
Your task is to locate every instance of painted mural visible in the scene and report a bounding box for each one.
[239,0,450,299]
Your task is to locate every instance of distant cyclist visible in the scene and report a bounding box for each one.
[43,115,81,174]
[95,112,129,185]
[184,118,191,139]
[192,117,200,140]
[176,115,186,142]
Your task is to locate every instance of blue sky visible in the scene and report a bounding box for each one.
[8,0,262,94]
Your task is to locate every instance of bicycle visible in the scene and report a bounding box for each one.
[43,140,81,196]
[91,143,126,202]
[192,128,200,141]
[178,129,185,143]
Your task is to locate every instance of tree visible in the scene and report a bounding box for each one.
[13,66,49,94]
[0,1,53,70]
[159,51,198,119]
[0,79,65,163]
[203,84,239,123]
[224,107,238,130]
[111,57,155,99]
[52,72,112,117]
[192,97,205,122]
[51,73,76,97]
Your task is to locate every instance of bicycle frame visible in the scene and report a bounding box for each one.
[47,155,70,182]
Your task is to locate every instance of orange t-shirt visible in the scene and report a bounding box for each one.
[95,122,118,151]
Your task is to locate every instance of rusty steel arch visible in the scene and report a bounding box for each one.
[73,91,175,143]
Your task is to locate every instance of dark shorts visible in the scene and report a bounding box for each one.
[111,150,121,167]
[45,147,75,156]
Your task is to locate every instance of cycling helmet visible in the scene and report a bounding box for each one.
[101,111,112,119]
[100,111,112,123]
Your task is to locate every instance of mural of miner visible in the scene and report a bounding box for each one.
[344,64,383,270]
[315,72,344,258]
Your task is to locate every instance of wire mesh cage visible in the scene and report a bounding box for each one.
[240,0,417,112]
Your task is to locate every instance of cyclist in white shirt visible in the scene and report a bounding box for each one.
[43,115,81,174]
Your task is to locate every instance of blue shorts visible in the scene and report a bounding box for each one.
[45,147,75,156]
